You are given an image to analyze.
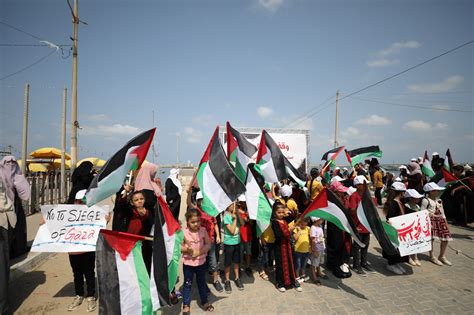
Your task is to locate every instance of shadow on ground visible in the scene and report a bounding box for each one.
[8,271,47,314]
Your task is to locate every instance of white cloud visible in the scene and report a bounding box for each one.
[192,114,216,127]
[85,114,110,122]
[184,127,202,144]
[80,123,141,137]
[403,120,448,132]
[356,114,392,126]
[256,0,284,13]
[257,106,274,119]
[367,59,399,68]
[341,127,361,137]
[408,75,463,94]
[378,41,421,57]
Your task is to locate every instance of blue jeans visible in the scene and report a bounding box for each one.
[183,264,208,307]
[293,252,309,275]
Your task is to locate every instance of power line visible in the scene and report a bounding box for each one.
[0,20,43,41]
[284,93,336,127]
[0,43,71,47]
[291,40,474,122]
[0,49,57,81]
[348,96,472,113]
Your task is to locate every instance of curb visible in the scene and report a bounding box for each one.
[10,252,54,283]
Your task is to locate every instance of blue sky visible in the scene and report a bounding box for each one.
[1,0,473,167]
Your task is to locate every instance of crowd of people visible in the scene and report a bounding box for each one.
[1,153,473,314]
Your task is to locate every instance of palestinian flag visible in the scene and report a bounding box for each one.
[438,167,459,188]
[345,145,382,166]
[150,195,184,310]
[255,130,287,184]
[226,122,257,182]
[358,183,399,255]
[320,160,334,184]
[244,164,273,236]
[321,146,345,162]
[96,230,152,315]
[284,157,307,188]
[301,188,365,247]
[85,128,155,206]
[421,151,436,178]
[444,149,454,172]
[197,126,246,216]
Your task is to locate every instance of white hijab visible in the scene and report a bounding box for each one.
[167,168,182,195]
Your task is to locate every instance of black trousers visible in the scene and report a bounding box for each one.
[0,227,11,314]
[353,233,370,268]
[375,188,382,206]
[69,252,96,297]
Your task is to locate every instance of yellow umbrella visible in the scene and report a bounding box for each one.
[78,157,106,168]
[18,160,48,172]
[30,147,71,160]
[51,159,71,169]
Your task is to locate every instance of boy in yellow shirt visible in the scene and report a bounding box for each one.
[292,217,311,282]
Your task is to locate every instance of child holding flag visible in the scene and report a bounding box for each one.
[181,208,214,314]
[223,203,245,293]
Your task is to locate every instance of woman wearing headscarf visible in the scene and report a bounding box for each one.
[165,168,182,220]
[0,155,30,314]
[67,161,94,204]
[407,162,424,194]
[134,162,162,212]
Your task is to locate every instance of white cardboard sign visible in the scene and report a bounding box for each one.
[389,210,432,256]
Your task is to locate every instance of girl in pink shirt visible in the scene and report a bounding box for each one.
[181,208,213,314]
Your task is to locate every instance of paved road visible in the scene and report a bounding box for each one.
[10,220,474,315]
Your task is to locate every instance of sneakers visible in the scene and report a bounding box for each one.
[430,256,443,266]
[86,297,97,313]
[353,267,367,277]
[213,280,224,293]
[295,285,303,292]
[386,264,403,275]
[278,286,286,292]
[224,280,232,294]
[439,256,452,266]
[234,278,244,290]
[296,277,305,284]
[68,295,84,311]
[302,275,311,282]
[361,263,376,274]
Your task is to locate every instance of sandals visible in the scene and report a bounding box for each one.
[259,271,269,281]
[203,303,214,312]
[182,305,190,315]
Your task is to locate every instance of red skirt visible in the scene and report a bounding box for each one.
[431,216,452,241]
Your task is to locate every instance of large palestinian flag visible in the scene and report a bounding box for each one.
[321,146,345,162]
[85,128,155,206]
[150,195,184,310]
[226,122,258,182]
[421,151,436,178]
[96,230,153,315]
[244,164,273,236]
[301,188,365,247]
[197,126,246,216]
[345,145,382,166]
[255,130,306,186]
[357,183,399,255]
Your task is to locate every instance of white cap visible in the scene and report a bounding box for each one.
[394,177,402,182]
[342,167,348,171]
[196,191,203,200]
[399,165,407,170]
[432,152,439,156]
[75,189,87,200]
[423,182,445,192]
[418,157,423,162]
[347,187,357,196]
[280,185,293,197]
[310,216,321,222]
[391,182,406,192]
[404,189,424,199]
[353,175,369,185]
[331,175,344,183]
[238,194,246,202]
[335,166,340,171]
[411,158,417,162]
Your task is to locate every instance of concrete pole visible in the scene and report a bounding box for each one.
[70,0,79,172]
[334,90,340,148]
[61,86,67,201]
[21,83,29,174]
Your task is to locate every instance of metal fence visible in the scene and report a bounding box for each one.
[25,171,71,215]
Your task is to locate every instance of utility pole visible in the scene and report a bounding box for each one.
[176,133,180,166]
[21,83,29,175]
[333,90,340,148]
[70,0,79,172]
[61,86,67,201]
